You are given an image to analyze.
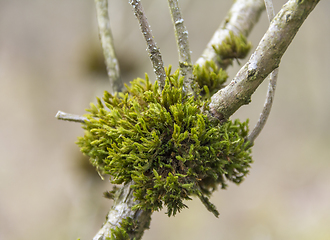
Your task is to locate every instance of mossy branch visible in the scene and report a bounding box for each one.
[129,0,166,92]
[168,0,194,95]
[93,182,151,240]
[196,0,265,70]
[210,0,320,121]
[94,0,123,93]
[57,1,320,239]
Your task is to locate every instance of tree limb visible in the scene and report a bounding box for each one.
[210,0,320,121]
[129,0,166,92]
[94,0,123,93]
[168,0,194,95]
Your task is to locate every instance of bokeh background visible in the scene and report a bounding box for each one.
[1,0,330,239]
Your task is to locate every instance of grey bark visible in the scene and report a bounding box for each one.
[129,0,166,92]
[55,111,87,123]
[168,0,194,95]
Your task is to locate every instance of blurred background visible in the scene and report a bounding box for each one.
[1,0,330,239]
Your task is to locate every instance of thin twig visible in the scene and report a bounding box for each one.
[168,0,194,95]
[264,0,276,21]
[55,111,87,123]
[247,0,278,144]
[196,0,265,70]
[247,68,278,143]
[129,0,166,92]
[95,0,123,93]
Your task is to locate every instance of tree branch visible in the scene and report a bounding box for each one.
[264,0,276,21]
[248,68,278,143]
[248,0,278,144]
[196,0,265,69]
[129,0,166,92]
[94,0,123,93]
[168,0,194,95]
[55,111,87,123]
[210,0,320,121]
[93,182,152,240]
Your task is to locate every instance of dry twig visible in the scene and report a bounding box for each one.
[129,0,166,91]
[94,0,123,93]
[168,0,194,95]
[55,111,87,123]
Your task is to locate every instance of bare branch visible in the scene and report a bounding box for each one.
[264,0,276,21]
[248,68,278,143]
[55,111,87,123]
[93,182,152,240]
[196,0,265,69]
[129,0,166,92]
[168,0,194,95]
[210,0,320,121]
[94,0,123,93]
[248,0,278,144]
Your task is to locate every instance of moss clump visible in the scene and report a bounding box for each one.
[194,60,228,97]
[213,31,252,61]
[109,217,138,240]
[77,67,252,217]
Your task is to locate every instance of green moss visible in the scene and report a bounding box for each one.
[108,217,138,240]
[103,186,120,200]
[213,31,252,62]
[77,67,253,217]
[194,60,228,97]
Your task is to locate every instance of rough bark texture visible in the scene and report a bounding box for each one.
[210,0,320,121]
[129,0,166,91]
[93,182,152,240]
